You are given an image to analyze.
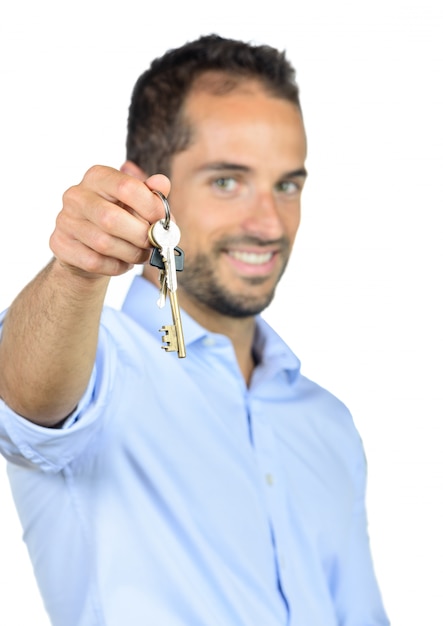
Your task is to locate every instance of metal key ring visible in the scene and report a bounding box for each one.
[152,189,171,229]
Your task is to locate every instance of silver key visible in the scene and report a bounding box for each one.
[149,221,181,292]
[148,219,186,358]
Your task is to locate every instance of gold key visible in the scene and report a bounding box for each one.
[161,287,186,358]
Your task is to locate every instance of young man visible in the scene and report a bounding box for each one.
[0,34,389,625]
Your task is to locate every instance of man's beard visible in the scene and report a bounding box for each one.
[178,242,290,318]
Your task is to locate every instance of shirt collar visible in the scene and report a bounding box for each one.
[121,274,301,383]
[121,274,206,345]
[253,317,301,385]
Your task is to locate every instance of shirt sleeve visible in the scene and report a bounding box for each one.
[0,319,117,473]
[335,442,390,625]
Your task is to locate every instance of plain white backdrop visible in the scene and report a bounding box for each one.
[1,1,442,624]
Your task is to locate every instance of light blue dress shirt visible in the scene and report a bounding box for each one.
[0,276,389,626]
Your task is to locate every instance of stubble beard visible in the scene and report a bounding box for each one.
[178,246,290,319]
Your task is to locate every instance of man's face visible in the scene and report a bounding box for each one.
[167,80,307,323]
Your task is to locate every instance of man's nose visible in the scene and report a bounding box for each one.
[240,192,285,240]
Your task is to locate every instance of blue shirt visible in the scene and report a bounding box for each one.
[0,276,389,626]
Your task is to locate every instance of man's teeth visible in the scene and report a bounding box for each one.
[229,251,273,264]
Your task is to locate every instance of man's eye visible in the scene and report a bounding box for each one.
[276,180,300,195]
[213,177,237,192]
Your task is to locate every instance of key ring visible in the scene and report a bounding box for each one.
[152,189,171,230]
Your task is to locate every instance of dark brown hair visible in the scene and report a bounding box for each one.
[126,34,301,176]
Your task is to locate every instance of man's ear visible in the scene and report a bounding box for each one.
[120,160,147,181]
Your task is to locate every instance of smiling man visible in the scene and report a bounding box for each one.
[0,34,389,625]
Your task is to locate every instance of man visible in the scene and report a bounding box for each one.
[0,34,389,625]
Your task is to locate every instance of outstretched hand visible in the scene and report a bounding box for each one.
[50,165,171,277]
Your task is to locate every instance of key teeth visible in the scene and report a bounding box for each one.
[159,325,178,352]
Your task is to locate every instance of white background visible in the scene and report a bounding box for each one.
[1,1,442,624]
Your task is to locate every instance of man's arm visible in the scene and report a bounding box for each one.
[0,260,109,425]
[0,166,170,426]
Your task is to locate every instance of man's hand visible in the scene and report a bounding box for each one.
[50,165,171,277]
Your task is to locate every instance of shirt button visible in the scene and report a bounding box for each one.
[202,336,216,347]
[265,473,274,486]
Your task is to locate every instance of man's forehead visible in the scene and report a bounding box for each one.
[190,70,261,96]
[185,74,302,125]
[177,75,307,165]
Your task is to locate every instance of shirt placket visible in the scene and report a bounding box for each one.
[247,394,293,622]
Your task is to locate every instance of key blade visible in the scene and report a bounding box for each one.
[156,270,167,308]
[164,248,178,292]
[168,290,186,358]
[157,289,167,309]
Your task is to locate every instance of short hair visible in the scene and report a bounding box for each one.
[126,33,301,176]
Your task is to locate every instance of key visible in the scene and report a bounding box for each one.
[149,221,181,290]
[149,246,185,272]
[156,269,168,308]
[148,220,186,358]
[161,289,186,358]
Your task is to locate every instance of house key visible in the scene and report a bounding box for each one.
[148,191,186,358]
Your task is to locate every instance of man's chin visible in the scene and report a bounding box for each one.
[217,290,276,318]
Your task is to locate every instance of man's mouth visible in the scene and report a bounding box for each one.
[227,250,274,265]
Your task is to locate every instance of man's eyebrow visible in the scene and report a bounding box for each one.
[200,162,251,173]
[199,162,308,178]
[284,167,308,179]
